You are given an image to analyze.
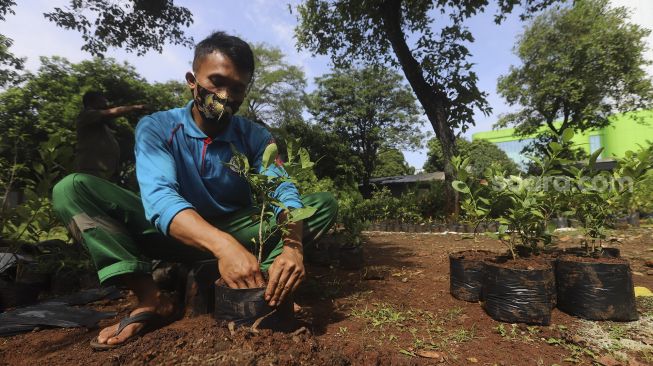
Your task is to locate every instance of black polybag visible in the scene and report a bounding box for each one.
[449,251,493,302]
[214,285,294,330]
[482,261,556,325]
[556,258,638,321]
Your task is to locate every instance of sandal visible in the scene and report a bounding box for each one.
[89,311,166,350]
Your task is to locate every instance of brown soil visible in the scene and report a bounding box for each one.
[2,230,653,365]
[557,255,630,264]
[489,257,554,270]
[449,249,497,261]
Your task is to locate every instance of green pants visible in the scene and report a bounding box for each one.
[52,173,338,284]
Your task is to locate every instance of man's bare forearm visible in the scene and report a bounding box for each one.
[102,104,145,118]
[168,208,232,258]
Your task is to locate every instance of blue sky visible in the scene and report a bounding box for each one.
[1,0,651,170]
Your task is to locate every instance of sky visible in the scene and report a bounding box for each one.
[1,0,652,170]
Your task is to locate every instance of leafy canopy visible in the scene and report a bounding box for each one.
[43,0,194,57]
[424,138,519,176]
[238,44,307,127]
[307,66,424,187]
[372,148,415,178]
[497,0,653,136]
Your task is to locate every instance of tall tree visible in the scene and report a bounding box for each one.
[308,66,423,190]
[424,138,519,176]
[372,148,415,178]
[239,44,307,127]
[496,0,653,138]
[294,0,559,215]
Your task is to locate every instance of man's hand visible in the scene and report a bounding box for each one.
[217,239,265,289]
[169,209,265,289]
[265,244,305,306]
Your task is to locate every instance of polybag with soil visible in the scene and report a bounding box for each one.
[482,260,556,325]
[555,256,638,321]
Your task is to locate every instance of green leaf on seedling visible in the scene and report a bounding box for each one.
[562,128,574,143]
[289,206,317,222]
[299,148,314,169]
[549,141,562,153]
[452,180,471,194]
[478,197,490,205]
[287,140,296,162]
[262,143,278,169]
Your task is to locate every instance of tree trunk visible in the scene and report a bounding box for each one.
[381,0,459,216]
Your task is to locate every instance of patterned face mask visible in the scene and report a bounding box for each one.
[192,77,239,122]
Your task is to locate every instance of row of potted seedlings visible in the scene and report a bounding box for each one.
[448,130,649,325]
[449,246,637,325]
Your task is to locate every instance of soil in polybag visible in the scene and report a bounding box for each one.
[556,256,637,321]
[557,247,620,258]
[482,259,555,325]
[449,250,495,302]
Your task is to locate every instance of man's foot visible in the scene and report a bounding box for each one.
[93,292,176,349]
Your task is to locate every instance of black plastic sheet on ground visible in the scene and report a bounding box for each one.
[556,258,638,321]
[0,304,116,336]
[0,286,122,337]
[482,262,555,325]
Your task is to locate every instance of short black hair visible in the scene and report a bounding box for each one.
[193,31,255,76]
[82,91,105,108]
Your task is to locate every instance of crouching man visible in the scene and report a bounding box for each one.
[52,31,337,349]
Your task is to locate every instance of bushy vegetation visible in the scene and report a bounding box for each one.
[453,129,653,258]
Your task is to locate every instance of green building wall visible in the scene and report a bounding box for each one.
[472,110,653,164]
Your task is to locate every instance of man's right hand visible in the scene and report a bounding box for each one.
[216,239,265,289]
[168,209,265,289]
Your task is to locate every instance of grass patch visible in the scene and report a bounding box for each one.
[350,303,407,328]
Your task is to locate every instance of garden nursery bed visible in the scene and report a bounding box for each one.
[2,230,653,365]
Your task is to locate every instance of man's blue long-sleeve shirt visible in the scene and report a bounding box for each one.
[135,101,303,235]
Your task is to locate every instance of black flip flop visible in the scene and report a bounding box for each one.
[90,311,164,351]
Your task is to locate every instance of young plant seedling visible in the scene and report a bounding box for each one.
[451,155,496,238]
[566,139,652,254]
[226,139,317,265]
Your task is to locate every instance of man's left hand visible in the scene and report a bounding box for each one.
[265,245,305,306]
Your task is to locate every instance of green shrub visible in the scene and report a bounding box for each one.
[2,131,72,245]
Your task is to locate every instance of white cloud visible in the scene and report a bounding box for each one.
[0,0,86,70]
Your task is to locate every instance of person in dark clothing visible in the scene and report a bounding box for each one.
[74,92,147,181]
